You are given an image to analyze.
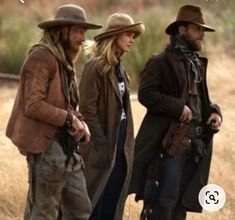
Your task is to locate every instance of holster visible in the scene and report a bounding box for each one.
[55,127,79,167]
[162,121,191,157]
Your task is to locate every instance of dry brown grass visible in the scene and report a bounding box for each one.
[0,55,234,219]
[0,86,27,220]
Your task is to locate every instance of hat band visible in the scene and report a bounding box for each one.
[55,14,86,22]
[106,23,133,31]
[179,17,205,25]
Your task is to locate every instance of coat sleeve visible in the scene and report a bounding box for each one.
[138,55,185,119]
[79,60,107,146]
[23,49,67,127]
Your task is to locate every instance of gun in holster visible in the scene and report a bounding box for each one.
[162,121,191,157]
[56,127,81,167]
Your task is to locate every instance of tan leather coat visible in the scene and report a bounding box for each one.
[6,48,68,154]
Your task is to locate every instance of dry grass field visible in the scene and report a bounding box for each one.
[0,55,234,219]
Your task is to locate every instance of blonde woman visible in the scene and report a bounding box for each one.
[79,13,144,220]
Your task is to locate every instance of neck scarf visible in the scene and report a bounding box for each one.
[171,35,202,83]
[29,35,79,110]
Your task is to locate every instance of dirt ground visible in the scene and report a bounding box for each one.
[0,55,234,220]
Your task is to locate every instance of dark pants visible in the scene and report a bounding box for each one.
[90,119,127,220]
[150,146,197,220]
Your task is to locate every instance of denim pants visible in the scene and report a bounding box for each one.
[24,140,91,220]
[150,146,197,220]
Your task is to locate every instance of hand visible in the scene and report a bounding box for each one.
[68,115,85,140]
[179,105,192,123]
[207,113,222,130]
[81,121,91,144]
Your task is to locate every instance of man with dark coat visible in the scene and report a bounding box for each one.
[129,5,222,220]
[6,4,102,219]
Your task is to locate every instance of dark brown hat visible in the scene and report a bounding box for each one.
[94,13,145,42]
[38,4,102,30]
[165,5,215,35]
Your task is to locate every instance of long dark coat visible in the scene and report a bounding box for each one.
[129,46,222,212]
[79,58,134,220]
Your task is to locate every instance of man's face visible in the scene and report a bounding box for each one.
[180,23,205,51]
[61,25,87,60]
[68,25,86,52]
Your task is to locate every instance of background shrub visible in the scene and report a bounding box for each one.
[0,0,234,88]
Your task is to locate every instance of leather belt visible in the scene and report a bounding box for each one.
[186,124,203,137]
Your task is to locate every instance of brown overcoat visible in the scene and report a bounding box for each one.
[129,46,222,212]
[6,48,68,153]
[79,58,134,220]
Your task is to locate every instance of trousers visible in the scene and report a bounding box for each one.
[150,145,197,220]
[24,140,91,220]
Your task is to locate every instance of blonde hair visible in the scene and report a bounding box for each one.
[94,36,123,73]
[41,27,61,44]
[41,27,82,62]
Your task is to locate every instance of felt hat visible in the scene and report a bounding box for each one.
[165,5,215,35]
[94,13,145,41]
[38,4,102,30]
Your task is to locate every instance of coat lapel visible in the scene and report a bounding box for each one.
[168,54,189,98]
[121,64,130,96]
[109,68,122,103]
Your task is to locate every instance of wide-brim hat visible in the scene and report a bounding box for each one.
[38,4,102,30]
[165,5,215,35]
[94,13,145,42]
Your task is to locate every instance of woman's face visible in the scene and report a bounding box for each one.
[117,32,136,53]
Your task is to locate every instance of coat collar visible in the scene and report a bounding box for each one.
[94,58,130,103]
[109,64,130,102]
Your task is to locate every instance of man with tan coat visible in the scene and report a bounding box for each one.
[6,4,101,220]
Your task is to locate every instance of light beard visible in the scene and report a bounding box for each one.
[63,40,82,62]
[65,46,81,62]
[181,34,202,52]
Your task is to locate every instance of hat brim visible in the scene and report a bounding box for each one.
[94,23,145,42]
[165,20,215,35]
[38,19,102,30]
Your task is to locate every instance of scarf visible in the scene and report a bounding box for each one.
[29,35,79,110]
[171,35,202,83]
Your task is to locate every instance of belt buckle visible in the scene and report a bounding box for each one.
[195,126,202,136]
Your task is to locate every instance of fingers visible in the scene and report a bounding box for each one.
[83,132,91,144]
[68,128,85,140]
[81,121,91,144]
[207,113,222,130]
[68,116,91,143]
[69,115,85,139]
[206,115,213,124]
[179,105,192,123]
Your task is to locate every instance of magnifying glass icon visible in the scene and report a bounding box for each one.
[209,194,216,201]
